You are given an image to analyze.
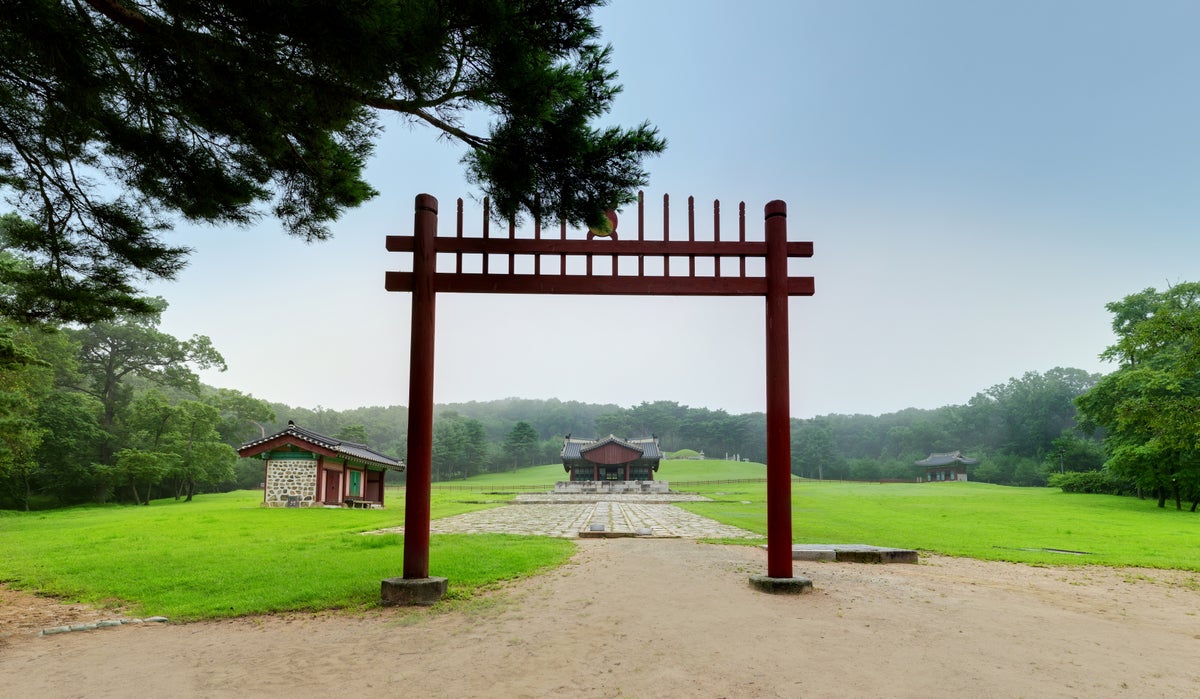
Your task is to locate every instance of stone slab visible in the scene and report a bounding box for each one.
[790,548,837,562]
[780,544,919,564]
[380,576,448,606]
[514,493,711,504]
[578,530,635,539]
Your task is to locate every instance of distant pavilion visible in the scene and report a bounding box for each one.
[915,451,978,482]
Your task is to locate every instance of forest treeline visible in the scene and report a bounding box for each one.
[258,377,1097,487]
[5,285,1200,511]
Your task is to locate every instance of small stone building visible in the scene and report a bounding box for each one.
[561,434,663,482]
[238,421,404,507]
[915,451,978,482]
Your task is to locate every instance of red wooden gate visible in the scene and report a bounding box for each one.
[386,192,814,584]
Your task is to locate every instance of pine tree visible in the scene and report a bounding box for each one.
[0,1,664,322]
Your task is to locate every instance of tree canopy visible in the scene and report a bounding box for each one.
[1076,283,1200,510]
[0,0,665,323]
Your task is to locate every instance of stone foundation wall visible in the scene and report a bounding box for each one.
[554,480,669,494]
[264,460,318,507]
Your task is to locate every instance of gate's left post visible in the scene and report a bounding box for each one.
[382,193,448,606]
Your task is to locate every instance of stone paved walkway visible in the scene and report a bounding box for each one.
[366,496,762,540]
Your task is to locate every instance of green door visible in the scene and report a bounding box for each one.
[350,470,361,496]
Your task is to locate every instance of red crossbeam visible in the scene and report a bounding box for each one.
[385,236,813,258]
[384,271,814,296]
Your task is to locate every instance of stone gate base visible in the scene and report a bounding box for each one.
[381,576,448,606]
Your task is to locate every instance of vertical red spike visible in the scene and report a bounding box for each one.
[637,190,645,241]
[455,199,464,274]
[560,219,567,275]
[663,193,670,239]
[638,190,645,276]
[507,219,515,274]
[688,196,696,277]
[739,201,747,277]
[663,194,670,276]
[714,199,722,278]
[482,198,490,275]
[534,214,541,275]
[687,196,695,240]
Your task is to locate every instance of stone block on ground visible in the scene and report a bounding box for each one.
[381,576,448,606]
[748,574,813,594]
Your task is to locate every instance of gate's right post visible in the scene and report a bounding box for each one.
[750,200,812,594]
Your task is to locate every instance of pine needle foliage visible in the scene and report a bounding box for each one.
[0,0,664,322]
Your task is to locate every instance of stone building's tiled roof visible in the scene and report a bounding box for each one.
[238,422,405,471]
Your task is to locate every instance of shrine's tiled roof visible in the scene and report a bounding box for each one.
[562,435,662,460]
[914,451,978,467]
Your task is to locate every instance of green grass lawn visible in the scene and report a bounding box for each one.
[5,463,1199,622]
[401,460,1198,569]
[679,478,1200,570]
[0,490,570,621]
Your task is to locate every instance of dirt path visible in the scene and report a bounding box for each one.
[3,539,1200,698]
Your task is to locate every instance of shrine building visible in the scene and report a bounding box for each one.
[915,450,978,482]
[561,434,663,482]
[238,421,405,508]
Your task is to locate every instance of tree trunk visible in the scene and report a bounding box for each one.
[94,473,111,504]
[20,470,31,511]
[185,479,195,502]
[129,476,142,506]
[1174,482,1182,511]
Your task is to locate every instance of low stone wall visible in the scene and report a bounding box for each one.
[264,460,318,507]
[554,480,669,494]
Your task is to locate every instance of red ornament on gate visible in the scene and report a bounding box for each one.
[587,209,618,239]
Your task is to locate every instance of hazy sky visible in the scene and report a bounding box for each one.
[148,0,1200,419]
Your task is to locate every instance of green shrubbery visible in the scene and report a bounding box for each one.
[1048,470,1134,496]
